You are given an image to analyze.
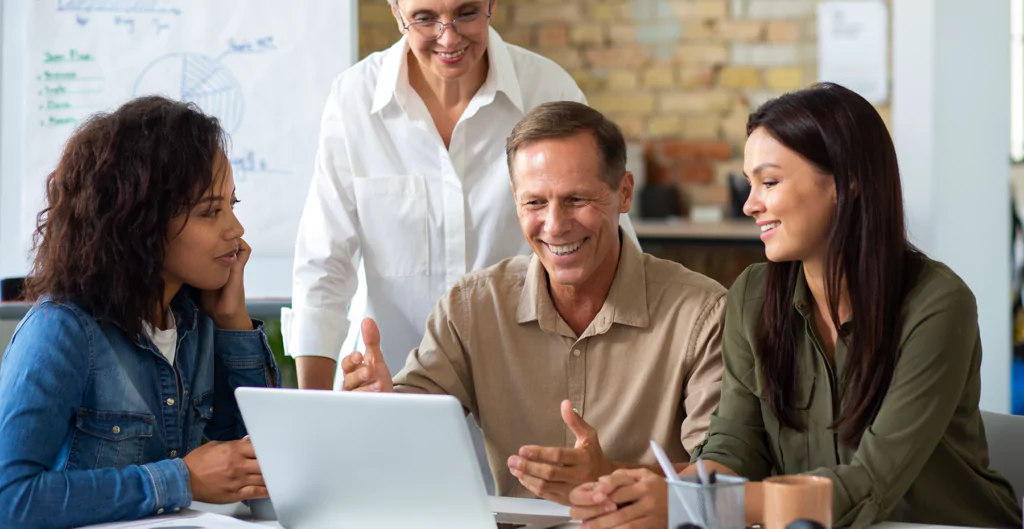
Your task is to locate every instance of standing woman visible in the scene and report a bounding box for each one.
[567,83,1022,528]
[0,96,280,528]
[286,0,636,387]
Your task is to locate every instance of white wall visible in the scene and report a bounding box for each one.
[893,0,1012,412]
[0,0,25,365]
[0,0,28,279]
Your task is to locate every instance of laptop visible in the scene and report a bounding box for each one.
[234,387,572,529]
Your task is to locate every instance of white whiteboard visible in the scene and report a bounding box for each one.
[0,0,357,298]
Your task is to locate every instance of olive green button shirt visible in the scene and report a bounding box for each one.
[695,259,1022,528]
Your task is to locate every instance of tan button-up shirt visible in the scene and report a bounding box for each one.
[393,238,727,497]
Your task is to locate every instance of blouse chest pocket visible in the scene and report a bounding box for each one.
[69,409,155,470]
[352,175,429,277]
[757,376,815,474]
[188,391,216,450]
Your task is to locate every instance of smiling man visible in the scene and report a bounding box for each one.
[341,101,727,504]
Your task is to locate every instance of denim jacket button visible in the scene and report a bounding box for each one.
[111,425,120,434]
[169,450,178,458]
[166,398,175,406]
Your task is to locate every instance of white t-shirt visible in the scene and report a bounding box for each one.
[144,312,178,365]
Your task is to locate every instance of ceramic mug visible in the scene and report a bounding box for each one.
[762,475,833,529]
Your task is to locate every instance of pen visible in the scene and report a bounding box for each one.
[650,439,702,526]
[696,458,717,529]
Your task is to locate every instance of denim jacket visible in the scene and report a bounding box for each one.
[0,291,281,528]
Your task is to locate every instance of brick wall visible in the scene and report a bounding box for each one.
[357,0,892,214]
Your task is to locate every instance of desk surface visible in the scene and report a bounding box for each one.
[192,500,579,528]
[189,501,971,529]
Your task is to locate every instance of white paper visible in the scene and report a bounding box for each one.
[76,510,268,528]
[489,496,571,529]
[817,0,889,104]
[19,0,355,297]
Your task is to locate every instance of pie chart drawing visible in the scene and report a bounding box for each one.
[133,53,245,133]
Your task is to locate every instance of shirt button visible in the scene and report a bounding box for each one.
[166,398,175,406]
[572,407,580,415]
[169,450,178,458]
[156,508,164,515]
[572,349,581,357]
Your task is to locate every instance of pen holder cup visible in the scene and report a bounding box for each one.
[667,474,747,529]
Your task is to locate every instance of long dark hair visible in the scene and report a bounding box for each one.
[26,96,227,340]
[750,83,921,447]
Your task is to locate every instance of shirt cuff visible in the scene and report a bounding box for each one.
[141,458,192,514]
[281,306,350,361]
[214,320,274,367]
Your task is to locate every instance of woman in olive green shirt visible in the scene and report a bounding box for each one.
[568,83,1022,529]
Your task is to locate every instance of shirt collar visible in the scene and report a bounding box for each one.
[370,27,525,116]
[371,35,410,114]
[791,263,853,328]
[126,287,199,349]
[792,264,812,317]
[169,288,200,333]
[486,27,525,113]
[516,229,650,336]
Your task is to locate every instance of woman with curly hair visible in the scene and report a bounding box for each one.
[0,96,280,528]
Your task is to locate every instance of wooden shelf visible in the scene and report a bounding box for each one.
[632,219,762,241]
[0,299,291,321]
[1,223,762,321]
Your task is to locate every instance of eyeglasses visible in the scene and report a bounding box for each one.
[396,1,493,41]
